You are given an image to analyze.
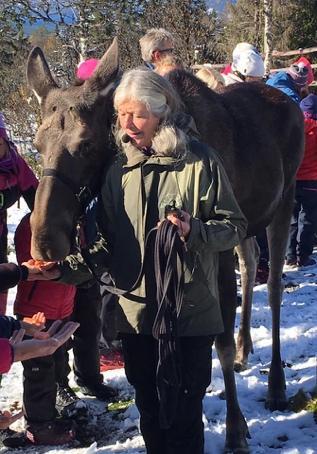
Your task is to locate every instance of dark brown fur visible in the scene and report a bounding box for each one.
[27,40,304,453]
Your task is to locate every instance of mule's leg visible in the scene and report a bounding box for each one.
[234,237,260,372]
[216,250,250,453]
[266,185,295,411]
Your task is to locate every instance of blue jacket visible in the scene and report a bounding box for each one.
[266,71,301,104]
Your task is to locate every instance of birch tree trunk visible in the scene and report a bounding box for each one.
[254,0,261,50]
[263,0,273,75]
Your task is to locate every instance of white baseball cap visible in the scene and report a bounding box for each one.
[233,50,265,78]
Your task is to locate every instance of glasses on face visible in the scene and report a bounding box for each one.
[158,48,174,54]
[292,64,308,75]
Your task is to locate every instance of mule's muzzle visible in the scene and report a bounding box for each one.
[31,229,72,261]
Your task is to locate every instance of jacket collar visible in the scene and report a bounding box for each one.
[123,147,180,168]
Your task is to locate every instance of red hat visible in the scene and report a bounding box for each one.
[76,59,100,81]
[293,57,314,85]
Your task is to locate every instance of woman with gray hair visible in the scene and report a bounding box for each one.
[45,68,247,453]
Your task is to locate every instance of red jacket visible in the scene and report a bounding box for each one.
[0,338,13,374]
[297,118,317,180]
[14,215,76,319]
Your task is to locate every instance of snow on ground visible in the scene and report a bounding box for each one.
[1,201,317,453]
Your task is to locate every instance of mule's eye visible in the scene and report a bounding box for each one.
[52,106,57,112]
[69,105,80,121]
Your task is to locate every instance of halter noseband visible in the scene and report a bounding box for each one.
[42,168,93,213]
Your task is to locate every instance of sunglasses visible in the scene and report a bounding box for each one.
[292,64,308,75]
[158,48,174,54]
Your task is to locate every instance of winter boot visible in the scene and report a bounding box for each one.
[79,382,118,401]
[56,385,98,446]
[298,256,316,267]
[26,419,75,445]
[2,429,32,449]
[23,419,75,446]
[56,384,88,420]
[284,258,298,270]
[255,259,269,285]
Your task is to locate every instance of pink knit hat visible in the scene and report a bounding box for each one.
[293,57,314,85]
[287,62,309,87]
[76,59,100,80]
[0,112,8,140]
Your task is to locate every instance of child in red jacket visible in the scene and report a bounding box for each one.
[13,214,87,446]
[286,93,317,267]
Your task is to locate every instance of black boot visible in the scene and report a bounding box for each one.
[79,382,118,401]
[56,384,88,419]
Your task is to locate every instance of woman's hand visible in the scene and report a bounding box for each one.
[166,210,191,240]
[11,321,80,362]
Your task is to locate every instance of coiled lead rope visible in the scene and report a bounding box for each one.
[152,219,184,429]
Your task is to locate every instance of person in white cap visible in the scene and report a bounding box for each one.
[223,45,265,85]
[223,44,269,283]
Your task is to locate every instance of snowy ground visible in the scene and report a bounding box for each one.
[0,202,316,453]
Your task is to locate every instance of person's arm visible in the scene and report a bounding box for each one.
[0,315,21,339]
[0,321,79,375]
[16,155,38,211]
[10,320,80,362]
[181,150,247,252]
[0,261,49,292]
[0,263,28,292]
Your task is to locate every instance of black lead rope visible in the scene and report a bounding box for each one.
[81,219,185,429]
[152,219,184,429]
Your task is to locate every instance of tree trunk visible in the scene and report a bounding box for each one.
[263,0,273,75]
[254,0,261,50]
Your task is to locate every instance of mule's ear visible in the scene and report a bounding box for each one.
[27,47,58,104]
[84,37,119,99]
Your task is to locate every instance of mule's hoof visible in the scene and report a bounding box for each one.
[224,431,250,453]
[224,448,250,454]
[224,441,250,454]
[234,361,248,373]
[265,395,288,411]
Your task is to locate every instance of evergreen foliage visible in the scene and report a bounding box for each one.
[0,0,317,174]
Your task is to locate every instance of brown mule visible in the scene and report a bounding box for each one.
[27,39,304,453]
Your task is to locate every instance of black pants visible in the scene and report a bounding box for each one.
[71,283,103,387]
[99,292,118,351]
[121,334,214,454]
[286,180,317,260]
[22,319,70,424]
[256,230,269,265]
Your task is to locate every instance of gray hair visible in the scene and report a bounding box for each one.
[113,69,188,157]
[139,28,174,63]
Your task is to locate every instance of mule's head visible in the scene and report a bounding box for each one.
[27,39,119,261]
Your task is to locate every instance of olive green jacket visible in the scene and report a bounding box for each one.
[61,139,247,336]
